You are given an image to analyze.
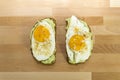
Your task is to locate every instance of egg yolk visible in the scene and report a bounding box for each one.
[34,25,50,42]
[68,34,85,51]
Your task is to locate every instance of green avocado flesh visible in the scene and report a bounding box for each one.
[41,54,55,64]
[31,18,56,64]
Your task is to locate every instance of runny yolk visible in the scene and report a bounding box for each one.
[34,25,50,42]
[68,34,85,51]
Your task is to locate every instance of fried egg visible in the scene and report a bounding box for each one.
[66,16,93,64]
[30,18,56,63]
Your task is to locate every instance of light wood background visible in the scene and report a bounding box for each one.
[0,0,120,79]
[0,72,91,80]
[0,0,120,72]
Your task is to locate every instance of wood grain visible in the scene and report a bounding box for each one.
[110,0,120,7]
[93,72,120,80]
[53,8,120,16]
[0,72,91,80]
[0,0,120,73]
[0,44,120,72]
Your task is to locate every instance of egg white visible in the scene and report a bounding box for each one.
[66,16,93,63]
[31,20,55,61]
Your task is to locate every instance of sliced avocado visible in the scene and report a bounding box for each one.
[41,53,55,64]
[30,18,56,64]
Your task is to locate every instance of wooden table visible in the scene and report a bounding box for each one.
[0,0,120,80]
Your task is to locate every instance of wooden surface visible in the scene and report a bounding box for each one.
[93,72,120,80]
[0,0,120,73]
[0,72,91,80]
